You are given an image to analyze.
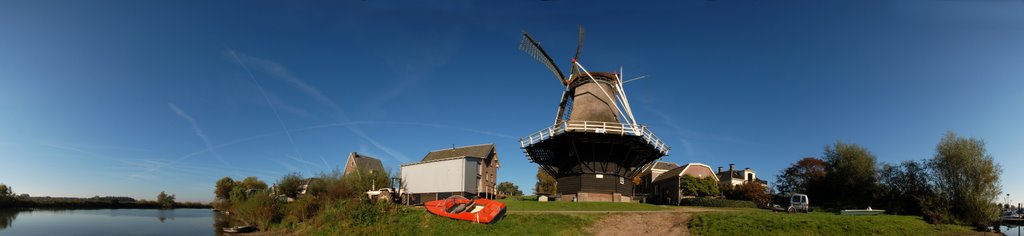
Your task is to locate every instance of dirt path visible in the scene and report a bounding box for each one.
[584,207,730,236]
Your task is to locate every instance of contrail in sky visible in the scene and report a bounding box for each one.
[227,50,413,163]
[167,103,232,168]
[227,48,299,154]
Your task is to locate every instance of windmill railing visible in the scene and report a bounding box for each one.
[520,121,670,155]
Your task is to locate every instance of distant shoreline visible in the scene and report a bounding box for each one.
[0,199,211,210]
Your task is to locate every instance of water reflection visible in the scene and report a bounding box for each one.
[0,209,20,231]
[0,209,219,235]
[157,209,175,223]
[1001,222,1024,236]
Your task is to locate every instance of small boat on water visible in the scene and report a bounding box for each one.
[841,206,886,215]
[1002,211,1024,224]
[222,225,256,233]
[424,195,506,224]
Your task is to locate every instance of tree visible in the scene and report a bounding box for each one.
[878,160,936,216]
[215,177,236,200]
[241,176,268,191]
[723,182,772,208]
[0,184,12,198]
[276,173,304,199]
[0,184,13,204]
[534,167,557,195]
[496,182,522,196]
[157,191,176,209]
[931,132,1001,229]
[229,185,248,203]
[680,176,718,197]
[822,141,879,208]
[345,169,390,195]
[774,157,826,195]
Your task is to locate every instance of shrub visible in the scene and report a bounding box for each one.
[722,182,773,208]
[680,176,719,197]
[311,169,355,200]
[276,173,304,199]
[681,197,758,208]
[285,195,320,222]
[345,200,397,226]
[235,189,282,230]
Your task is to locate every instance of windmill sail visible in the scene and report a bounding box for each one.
[519,32,566,85]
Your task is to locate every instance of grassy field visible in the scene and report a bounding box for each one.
[306,201,666,235]
[689,209,983,236]
[310,207,599,235]
[498,199,670,212]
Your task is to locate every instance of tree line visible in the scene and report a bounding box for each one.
[0,183,203,209]
[774,131,1002,230]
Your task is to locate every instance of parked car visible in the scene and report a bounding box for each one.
[788,194,810,213]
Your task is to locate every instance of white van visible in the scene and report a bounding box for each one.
[788,194,810,213]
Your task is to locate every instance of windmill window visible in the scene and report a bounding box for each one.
[619,177,624,184]
[595,174,604,179]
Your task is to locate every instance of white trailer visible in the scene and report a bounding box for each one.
[400,157,481,204]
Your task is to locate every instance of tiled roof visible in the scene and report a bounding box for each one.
[652,161,678,171]
[349,152,384,173]
[654,165,687,182]
[421,143,495,162]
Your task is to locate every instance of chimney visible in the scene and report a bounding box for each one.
[717,166,723,173]
[729,164,735,172]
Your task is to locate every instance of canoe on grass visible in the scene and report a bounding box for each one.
[424,195,506,224]
[841,206,885,215]
[222,225,256,233]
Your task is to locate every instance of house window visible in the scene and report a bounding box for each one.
[596,174,604,179]
[747,173,754,181]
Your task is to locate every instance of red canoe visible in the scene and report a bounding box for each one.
[424,196,507,224]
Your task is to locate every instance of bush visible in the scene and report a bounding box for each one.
[285,195,320,222]
[680,176,719,197]
[276,173,304,199]
[345,200,395,226]
[681,197,758,208]
[723,182,773,208]
[235,189,282,230]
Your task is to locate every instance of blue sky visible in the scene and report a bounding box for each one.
[1,1,1022,203]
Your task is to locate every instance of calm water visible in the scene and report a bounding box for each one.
[0,209,230,236]
[1001,223,1024,236]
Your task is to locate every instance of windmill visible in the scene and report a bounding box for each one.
[519,26,670,202]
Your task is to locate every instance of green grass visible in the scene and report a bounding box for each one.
[689,209,982,236]
[311,207,598,235]
[498,199,670,212]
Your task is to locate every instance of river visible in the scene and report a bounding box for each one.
[0,208,230,236]
[1002,223,1024,236]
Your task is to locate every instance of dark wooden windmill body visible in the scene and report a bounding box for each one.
[519,27,670,202]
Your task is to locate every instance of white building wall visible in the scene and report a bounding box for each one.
[400,158,480,194]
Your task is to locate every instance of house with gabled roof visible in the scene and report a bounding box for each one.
[650,163,718,205]
[634,161,679,202]
[716,164,768,188]
[400,143,500,204]
[343,152,385,177]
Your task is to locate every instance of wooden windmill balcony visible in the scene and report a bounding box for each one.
[520,121,670,164]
